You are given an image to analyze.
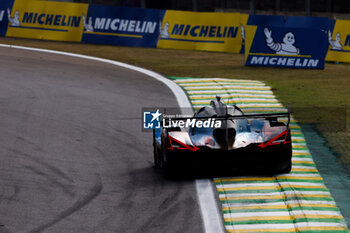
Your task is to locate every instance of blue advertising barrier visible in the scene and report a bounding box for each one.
[81,5,165,48]
[0,0,15,37]
[247,15,285,26]
[285,16,335,31]
[245,26,329,69]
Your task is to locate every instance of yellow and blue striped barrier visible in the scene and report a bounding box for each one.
[0,0,15,37]
[326,19,350,63]
[157,10,242,53]
[2,0,350,62]
[6,0,87,42]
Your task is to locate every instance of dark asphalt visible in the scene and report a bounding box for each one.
[0,47,203,233]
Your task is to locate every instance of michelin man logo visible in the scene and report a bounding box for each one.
[83,14,94,32]
[264,28,300,55]
[7,8,20,26]
[240,24,245,42]
[328,30,342,50]
[159,21,169,39]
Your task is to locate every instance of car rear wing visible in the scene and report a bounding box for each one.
[163,112,291,128]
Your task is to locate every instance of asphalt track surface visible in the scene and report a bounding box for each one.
[0,47,203,233]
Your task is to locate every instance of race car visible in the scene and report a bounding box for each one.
[153,96,292,178]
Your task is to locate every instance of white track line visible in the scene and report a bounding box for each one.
[0,43,224,233]
[196,179,225,233]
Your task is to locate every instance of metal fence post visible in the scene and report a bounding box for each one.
[192,0,197,11]
[250,0,256,15]
[306,0,311,16]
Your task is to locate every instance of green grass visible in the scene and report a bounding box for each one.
[1,37,349,170]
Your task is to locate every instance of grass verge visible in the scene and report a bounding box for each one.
[1,37,349,171]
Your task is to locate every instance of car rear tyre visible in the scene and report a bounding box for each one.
[161,144,175,179]
[153,130,161,169]
[275,161,292,174]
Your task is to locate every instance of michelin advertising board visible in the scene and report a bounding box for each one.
[326,19,350,62]
[3,0,350,63]
[157,10,242,53]
[0,0,15,37]
[239,13,249,53]
[245,25,329,69]
[81,5,165,48]
[6,0,87,42]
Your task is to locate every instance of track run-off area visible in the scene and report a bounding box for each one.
[0,44,348,233]
[172,77,350,233]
